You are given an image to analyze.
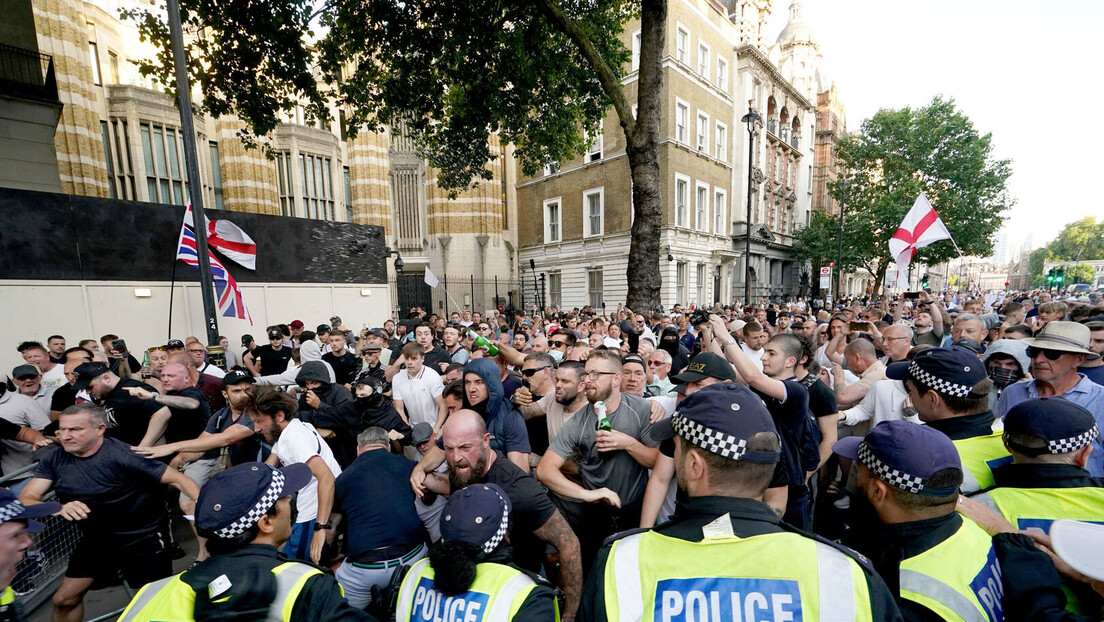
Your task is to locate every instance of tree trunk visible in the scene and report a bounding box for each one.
[624,0,665,312]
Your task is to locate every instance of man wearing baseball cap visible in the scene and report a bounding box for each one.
[244,328,294,378]
[289,320,305,347]
[886,347,1010,493]
[995,321,1104,477]
[395,484,558,621]
[0,487,59,616]
[580,383,901,621]
[119,462,372,621]
[833,421,1013,621]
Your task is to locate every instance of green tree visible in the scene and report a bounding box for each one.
[795,97,1013,292]
[1045,218,1104,262]
[125,0,670,310]
[1028,247,1052,282]
[1065,263,1096,285]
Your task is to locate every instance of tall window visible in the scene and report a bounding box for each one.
[100,122,115,199]
[631,30,641,72]
[717,57,728,91]
[549,272,562,308]
[140,123,187,205]
[676,27,689,64]
[300,154,334,220]
[698,43,710,79]
[208,142,224,209]
[715,122,727,161]
[88,40,102,86]
[675,101,689,144]
[344,166,353,222]
[107,51,120,84]
[109,120,136,200]
[697,111,709,152]
[583,188,604,238]
[676,262,687,304]
[544,198,561,243]
[696,264,706,304]
[696,183,708,230]
[714,189,727,234]
[675,176,689,227]
[585,127,603,162]
[588,269,604,308]
[274,152,295,217]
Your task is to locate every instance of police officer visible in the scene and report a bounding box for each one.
[970,397,1103,614]
[579,383,901,621]
[835,421,1008,621]
[0,488,59,621]
[885,347,1009,493]
[118,462,373,621]
[395,484,559,621]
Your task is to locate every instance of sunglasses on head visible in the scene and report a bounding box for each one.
[1027,347,1066,361]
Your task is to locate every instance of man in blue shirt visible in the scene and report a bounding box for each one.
[996,321,1104,477]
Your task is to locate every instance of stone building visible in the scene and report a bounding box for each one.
[10,0,518,315]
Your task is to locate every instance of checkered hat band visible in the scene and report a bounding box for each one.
[909,361,972,398]
[214,470,285,539]
[857,441,925,494]
[0,500,26,524]
[672,413,747,461]
[483,488,510,555]
[1048,426,1099,454]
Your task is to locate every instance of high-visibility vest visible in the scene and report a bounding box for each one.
[396,557,555,622]
[976,485,1104,615]
[899,518,1003,622]
[600,529,875,622]
[118,561,321,622]
[953,433,1012,494]
[0,586,15,622]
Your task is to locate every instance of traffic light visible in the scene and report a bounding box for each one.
[921,273,929,289]
[1056,267,1065,284]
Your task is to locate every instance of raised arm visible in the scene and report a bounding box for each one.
[708,315,785,400]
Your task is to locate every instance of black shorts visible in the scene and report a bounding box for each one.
[66,527,173,589]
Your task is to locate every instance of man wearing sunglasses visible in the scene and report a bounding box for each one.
[996,321,1104,477]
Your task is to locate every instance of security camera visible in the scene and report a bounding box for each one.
[394,256,405,272]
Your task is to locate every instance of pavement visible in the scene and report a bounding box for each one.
[27,518,200,622]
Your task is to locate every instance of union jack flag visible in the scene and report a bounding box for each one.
[176,205,253,324]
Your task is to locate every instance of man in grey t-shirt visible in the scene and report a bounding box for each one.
[536,349,659,569]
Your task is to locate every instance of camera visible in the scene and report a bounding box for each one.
[689,309,711,328]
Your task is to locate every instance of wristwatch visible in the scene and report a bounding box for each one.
[313,522,331,531]
[722,336,737,346]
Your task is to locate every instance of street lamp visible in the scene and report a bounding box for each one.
[741,104,761,307]
[835,177,849,301]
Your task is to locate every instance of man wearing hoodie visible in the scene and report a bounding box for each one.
[294,361,359,468]
[658,327,690,376]
[981,339,1032,412]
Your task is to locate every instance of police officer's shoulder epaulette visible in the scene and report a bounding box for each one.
[777,520,876,574]
[601,526,651,547]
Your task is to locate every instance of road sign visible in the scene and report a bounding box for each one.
[820,267,832,276]
[819,266,832,290]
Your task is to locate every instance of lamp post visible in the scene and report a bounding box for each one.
[835,177,849,301]
[741,105,761,307]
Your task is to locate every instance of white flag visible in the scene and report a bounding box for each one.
[424,268,439,288]
[888,194,953,289]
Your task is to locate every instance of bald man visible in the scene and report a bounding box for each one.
[440,409,583,619]
[831,339,886,409]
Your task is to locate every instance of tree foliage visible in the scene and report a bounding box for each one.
[794,96,1013,292]
[1044,218,1104,262]
[1065,263,1096,285]
[125,0,669,309]
[1028,247,1052,281]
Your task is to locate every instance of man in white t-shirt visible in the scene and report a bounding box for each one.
[249,387,341,564]
[391,343,447,433]
[739,321,768,372]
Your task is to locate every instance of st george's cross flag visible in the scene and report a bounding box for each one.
[176,205,253,324]
[205,218,257,271]
[888,193,952,289]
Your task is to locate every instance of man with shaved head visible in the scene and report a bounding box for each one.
[440,409,583,620]
[831,338,886,410]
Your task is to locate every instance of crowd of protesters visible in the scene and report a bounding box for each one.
[1,289,1103,621]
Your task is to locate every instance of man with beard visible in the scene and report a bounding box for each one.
[579,384,901,622]
[249,388,342,564]
[511,353,557,461]
[536,349,659,570]
[134,371,267,468]
[517,360,588,465]
[441,409,583,621]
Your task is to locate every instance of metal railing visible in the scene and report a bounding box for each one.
[0,43,58,101]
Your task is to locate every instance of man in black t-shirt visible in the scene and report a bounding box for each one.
[72,362,166,447]
[321,330,360,387]
[20,402,200,622]
[246,329,294,377]
[413,322,452,373]
[442,409,583,620]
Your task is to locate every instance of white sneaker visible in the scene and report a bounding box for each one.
[833,495,850,510]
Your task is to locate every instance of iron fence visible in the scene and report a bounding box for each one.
[0,43,58,101]
[390,275,536,318]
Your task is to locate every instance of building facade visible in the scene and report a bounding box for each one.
[16,0,519,315]
[517,0,821,309]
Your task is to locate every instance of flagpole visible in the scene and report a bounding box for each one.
[168,255,178,341]
[166,0,222,366]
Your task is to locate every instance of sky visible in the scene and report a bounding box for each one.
[764,0,1104,255]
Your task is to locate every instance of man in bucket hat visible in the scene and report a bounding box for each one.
[995,321,1104,477]
[579,383,901,622]
[119,462,372,622]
